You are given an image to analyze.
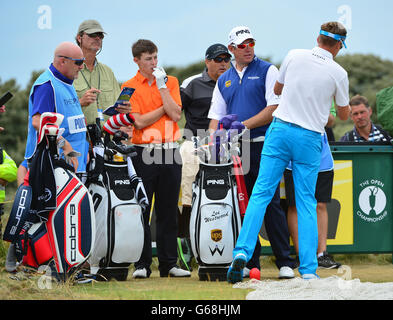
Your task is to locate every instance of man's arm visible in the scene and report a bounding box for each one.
[336,105,350,121]
[242,104,278,129]
[335,76,350,121]
[160,88,182,122]
[153,68,182,122]
[326,113,335,127]
[274,81,284,96]
[209,119,219,132]
[131,107,166,130]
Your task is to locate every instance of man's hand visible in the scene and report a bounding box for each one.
[79,88,101,107]
[62,139,79,171]
[153,67,168,90]
[116,101,131,114]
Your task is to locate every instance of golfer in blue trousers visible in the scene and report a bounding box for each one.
[228,21,351,282]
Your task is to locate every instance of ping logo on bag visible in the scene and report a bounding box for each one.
[114,179,130,185]
[204,174,230,201]
[206,179,225,185]
[211,229,222,242]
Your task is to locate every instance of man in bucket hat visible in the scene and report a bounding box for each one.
[74,19,130,126]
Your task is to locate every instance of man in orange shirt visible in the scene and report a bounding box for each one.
[122,39,190,278]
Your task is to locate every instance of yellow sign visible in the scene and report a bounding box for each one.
[261,160,354,247]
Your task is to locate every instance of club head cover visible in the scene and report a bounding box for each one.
[38,112,64,145]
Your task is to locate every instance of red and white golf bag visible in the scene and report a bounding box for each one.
[3,112,95,281]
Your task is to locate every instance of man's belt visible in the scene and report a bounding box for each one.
[135,142,179,150]
[242,136,265,143]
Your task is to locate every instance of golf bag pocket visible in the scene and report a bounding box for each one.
[88,162,145,279]
[46,167,95,280]
[190,163,242,268]
[195,203,236,265]
[111,203,144,263]
[20,222,52,269]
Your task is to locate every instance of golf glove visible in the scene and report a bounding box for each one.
[153,67,168,89]
[218,114,237,129]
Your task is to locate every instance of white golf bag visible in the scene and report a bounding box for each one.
[190,130,243,281]
[86,124,147,281]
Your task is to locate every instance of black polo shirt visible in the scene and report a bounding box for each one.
[180,69,215,139]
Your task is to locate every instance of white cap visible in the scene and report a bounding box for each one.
[228,26,254,45]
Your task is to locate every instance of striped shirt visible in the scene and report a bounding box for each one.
[340,123,392,142]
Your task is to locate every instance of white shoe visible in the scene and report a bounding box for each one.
[132,268,148,279]
[243,267,250,278]
[278,266,295,279]
[167,266,191,277]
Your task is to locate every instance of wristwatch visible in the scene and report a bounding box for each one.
[57,137,66,148]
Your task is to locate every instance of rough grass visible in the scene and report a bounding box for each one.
[1,253,392,300]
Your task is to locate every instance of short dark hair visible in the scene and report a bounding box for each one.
[350,95,370,108]
[132,39,158,58]
[319,21,347,47]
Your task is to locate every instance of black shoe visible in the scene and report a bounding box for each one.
[318,251,341,269]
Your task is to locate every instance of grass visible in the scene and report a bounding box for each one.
[1,253,392,300]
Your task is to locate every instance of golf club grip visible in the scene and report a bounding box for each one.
[232,155,249,217]
[0,92,13,106]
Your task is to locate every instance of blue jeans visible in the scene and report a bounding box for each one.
[233,119,322,275]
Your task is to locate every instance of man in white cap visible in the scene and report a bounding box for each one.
[74,19,130,126]
[227,21,350,283]
[208,26,296,280]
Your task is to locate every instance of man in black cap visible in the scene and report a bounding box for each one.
[177,44,231,270]
[74,19,130,126]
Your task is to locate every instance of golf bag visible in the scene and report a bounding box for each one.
[86,119,147,281]
[189,120,245,281]
[3,112,95,282]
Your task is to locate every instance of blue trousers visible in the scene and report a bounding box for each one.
[234,119,322,275]
[244,141,295,270]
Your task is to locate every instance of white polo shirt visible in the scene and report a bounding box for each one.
[273,47,349,133]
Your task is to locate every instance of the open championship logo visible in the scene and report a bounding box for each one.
[357,179,388,222]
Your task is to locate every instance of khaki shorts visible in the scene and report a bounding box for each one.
[179,140,200,206]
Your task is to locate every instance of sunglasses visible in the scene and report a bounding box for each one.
[57,55,85,66]
[213,56,231,63]
[236,41,256,49]
[87,32,104,39]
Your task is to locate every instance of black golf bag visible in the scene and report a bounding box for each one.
[189,129,243,281]
[86,123,147,281]
[3,112,96,282]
